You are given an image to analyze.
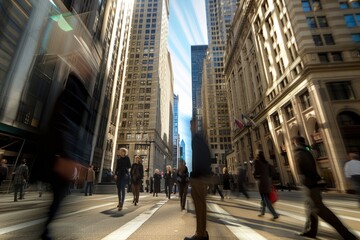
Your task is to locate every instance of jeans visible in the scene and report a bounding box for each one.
[14,184,24,201]
[116,175,128,207]
[85,181,94,195]
[259,192,278,217]
[178,183,188,209]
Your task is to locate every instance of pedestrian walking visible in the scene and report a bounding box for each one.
[172,167,178,195]
[13,158,29,202]
[292,136,358,240]
[84,165,95,196]
[222,167,231,199]
[164,165,172,199]
[344,152,360,208]
[0,159,8,187]
[212,170,224,199]
[184,121,211,240]
[130,156,144,206]
[38,74,90,240]
[114,148,131,211]
[237,167,249,199]
[153,169,161,197]
[177,159,189,210]
[253,149,279,220]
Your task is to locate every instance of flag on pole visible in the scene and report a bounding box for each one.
[234,118,244,129]
[242,114,257,127]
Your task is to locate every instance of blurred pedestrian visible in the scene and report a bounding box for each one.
[253,150,279,220]
[177,159,189,210]
[38,74,90,240]
[212,170,224,199]
[292,136,357,240]
[172,167,178,195]
[13,158,29,202]
[153,169,161,197]
[130,156,144,206]
[222,167,231,199]
[184,121,211,240]
[0,159,8,187]
[164,165,172,199]
[237,167,249,199]
[344,152,360,208]
[114,148,131,211]
[84,165,95,196]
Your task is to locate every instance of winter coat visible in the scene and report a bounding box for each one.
[130,163,144,185]
[293,145,321,188]
[191,133,211,178]
[153,173,161,193]
[223,172,231,190]
[13,164,28,185]
[253,157,272,194]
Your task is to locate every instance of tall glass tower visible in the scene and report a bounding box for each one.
[191,45,208,133]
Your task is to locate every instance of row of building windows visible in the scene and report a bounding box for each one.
[123,103,151,110]
[121,120,149,128]
[123,112,150,118]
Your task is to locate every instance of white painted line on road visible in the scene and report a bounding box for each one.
[207,202,267,240]
[0,202,114,235]
[0,218,46,235]
[102,200,168,240]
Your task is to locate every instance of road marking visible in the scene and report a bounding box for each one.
[102,200,167,240]
[0,202,114,235]
[207,202,267,240]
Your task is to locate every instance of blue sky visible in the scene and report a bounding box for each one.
[168,0,208,167]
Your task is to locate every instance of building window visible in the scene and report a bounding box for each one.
[331,52,343,62]
[323,34,335,45]
[344,14,357,27]
[352,33,360,42]
[300,91,312,110]
[317,16,328,27]
[318,53,329,63]
[284,103,295,120]
[327,81,355,100]
[340,2,349,9]
[351,1,360,8]
[307,17,317,28]
[263,121,270,134]
[312,35,323,46]
[302,0,321,12]
[272,113,281,128]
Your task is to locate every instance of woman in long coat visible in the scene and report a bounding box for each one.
[114,148,131,211]
[253,150,279,220]
[153,169,161,197]
[222,167,231,199]
[130,156,144,206]
[177,159,189,210]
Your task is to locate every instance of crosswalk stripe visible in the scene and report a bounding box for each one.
[207,202,267,240]
[102,200,168,240]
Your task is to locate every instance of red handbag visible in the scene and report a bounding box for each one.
[269,185,278,204]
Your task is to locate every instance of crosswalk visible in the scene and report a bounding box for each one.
[0,191,358,239]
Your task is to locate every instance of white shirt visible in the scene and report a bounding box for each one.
[344,159,360,178]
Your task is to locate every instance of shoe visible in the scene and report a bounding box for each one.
[134,202,137,206]
[118,206,122,211]
[257,214,264,217]
[298,232,316,238]
[184,232,209,240]
[85,194,88,196]
[272,215,279,220]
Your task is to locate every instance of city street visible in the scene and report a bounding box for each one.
[0,188,359,240]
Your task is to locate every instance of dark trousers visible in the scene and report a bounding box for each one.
[131,183,140,203]
[259,192,278,217]
[303,187,357,240]
[214,184,224,198]
[84,181,94,195]
[14,184,24,201]
[238,182,249,198]
[42,175,69,239]
[116,175,128,207]
[165,182,172,199]
[178,183,188,209]
[190,178,208,237]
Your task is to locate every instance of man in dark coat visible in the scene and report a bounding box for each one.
[292,136,358,240]
[184,120,211,240]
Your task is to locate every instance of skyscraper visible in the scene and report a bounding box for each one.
[118,0,174,176]
[191,45,208,133]
[173,94,180,168]
[202,0,238,164]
